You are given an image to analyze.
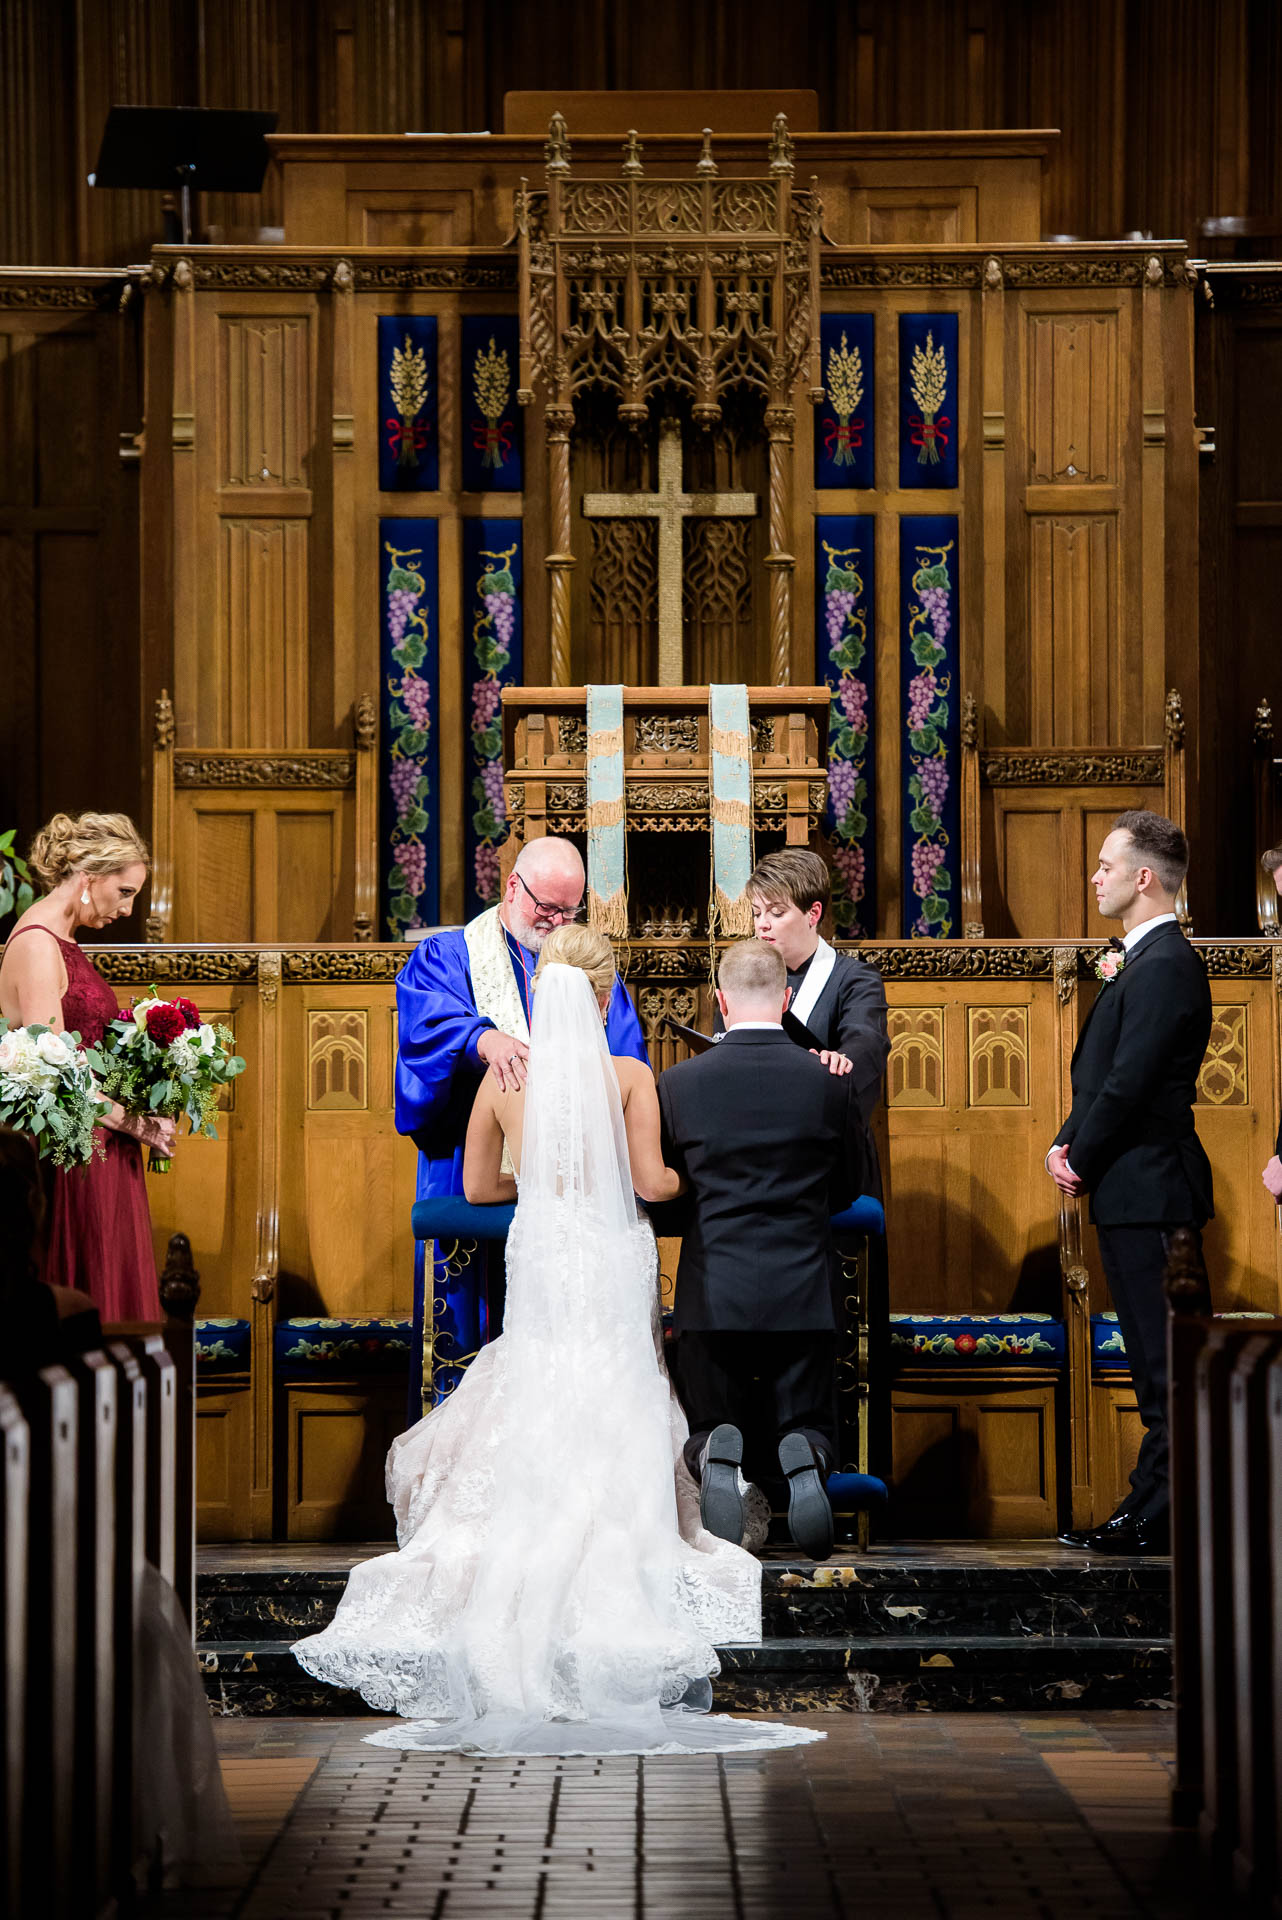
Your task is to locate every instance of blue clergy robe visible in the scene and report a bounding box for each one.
[396,925,648,1405]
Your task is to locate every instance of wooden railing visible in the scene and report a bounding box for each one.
[1167,1227,1282,1904]
[0,1243,198,1917]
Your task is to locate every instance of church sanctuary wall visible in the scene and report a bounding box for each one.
[87,937,1282,1539]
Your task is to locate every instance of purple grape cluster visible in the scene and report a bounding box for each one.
[918,584,950,643]
[825,589,855,649]
[907,669,938,733]
[387,586,420,643]
[474,844,501,904]
[472,678,502,729]
[827,758,857,822]
[484,591,515,647]
[911,839,946,899]
[402,672,431,732]
[838,676,867,731]
[832,842,865,901]
[396,837,427,899]
[917,755,950,817]
[388,757,420,821]
[482,760,506,820]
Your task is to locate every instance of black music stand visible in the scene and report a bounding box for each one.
[90,106,279,243]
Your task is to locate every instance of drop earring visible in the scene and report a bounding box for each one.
[80,888,90,906]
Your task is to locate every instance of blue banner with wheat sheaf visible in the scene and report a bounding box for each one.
[900,516,959,938]
[378,316,438,492]
[463,519,523,919]
[815,315,875,491]
[898,313,958,491]
[381,519,440,936]
[815,516,876,937]
[460,317,523,494]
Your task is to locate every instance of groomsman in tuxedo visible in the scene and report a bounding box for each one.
[660,940,865,1560]
[1049,811,1213,1555]
[713,848,889,1195]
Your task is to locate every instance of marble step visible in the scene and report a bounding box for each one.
[196,1557,1171,1647]
[197,1633,1172,1717]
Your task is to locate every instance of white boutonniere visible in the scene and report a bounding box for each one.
[1094,948,1125,984]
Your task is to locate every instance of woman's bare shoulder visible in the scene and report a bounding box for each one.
[610,1054,654,1094]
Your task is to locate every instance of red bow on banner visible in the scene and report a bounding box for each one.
[471,418,515,465]
[823,416,864,457]
[386,416,431,462]
[909,414,951,455]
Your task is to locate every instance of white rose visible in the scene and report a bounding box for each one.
[132,996,163,1030]
[196,1024,217,1055]
[35,1030,73,1069]
[0,1035,19,1074]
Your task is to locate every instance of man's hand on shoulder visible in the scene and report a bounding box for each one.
[811,1048,853,1077]
[476,1028,529,1092]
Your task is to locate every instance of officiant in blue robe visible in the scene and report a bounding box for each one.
[396,835,647,1408]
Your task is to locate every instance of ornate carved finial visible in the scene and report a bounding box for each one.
[1053,946,1078,1005]
[545,112,571,176]
[172,257,192,291]
[259,950,281,1007]
[144,911,164,944]
[1163,1223,1210,1315]
[1145,254,1164,287]
[697,127,718,177]
[355,691,377,750]
[768,113,794,176]
[158,1232,200,1322]
[961,692,979,751]
[621,129,644,177]
[154,689,175,750]
[331,257,354,293]
[1255,695,1274,747]
[983,255,1003,290]
[1164,687,1185,747]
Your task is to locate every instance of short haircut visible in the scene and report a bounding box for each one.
[717,938,786,1001]
[1262,845,1282,876]
[1112,809,1188,895]
[747,847,830,918]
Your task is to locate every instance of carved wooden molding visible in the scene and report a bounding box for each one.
[92,951,263,984]
[173,753,357,789]
[635,714,699,754]
[282,950,408,982]
[0,277,132,308]
[354,262,517,291]
[980,750,1164,786]
[820,252,1190,291]
[515,776,826,822]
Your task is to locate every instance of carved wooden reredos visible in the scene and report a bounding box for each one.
[517,115,821,688]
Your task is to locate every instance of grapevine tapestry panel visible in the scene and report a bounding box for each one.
[898,313,958,491]
[380,519,440,936]
[815,315,874,491]
[900,516,959,938]
[462,518,523,920]
[815,516,876,936]
[377,316,439,492]
[460,317,523,493]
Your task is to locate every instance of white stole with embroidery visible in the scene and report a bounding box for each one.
[463,905,530,1042]
[790,935,837,1031]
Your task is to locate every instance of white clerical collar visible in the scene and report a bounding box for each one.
[724,1020,784,1033]
[1122,912,1177,953]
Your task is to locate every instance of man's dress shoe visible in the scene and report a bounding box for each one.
[699,1424,744,1546]
[778,1433,834,1561]
[1058,1505,1133,1550]
[1088,1512,1169,1556]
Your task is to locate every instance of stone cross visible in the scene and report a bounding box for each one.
[582,418,758,684]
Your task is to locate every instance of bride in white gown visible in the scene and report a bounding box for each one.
[292,925,822,1757]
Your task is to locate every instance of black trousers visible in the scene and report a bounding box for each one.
[1095,1221,1210,1523]
[673,1330,838,1487]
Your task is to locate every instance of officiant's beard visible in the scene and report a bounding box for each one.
[499,898,550,951]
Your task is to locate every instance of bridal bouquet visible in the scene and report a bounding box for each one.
[98,990,246,1172]
[0,1020,109,1168]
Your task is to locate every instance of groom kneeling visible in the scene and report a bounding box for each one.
[659,940,866,1560]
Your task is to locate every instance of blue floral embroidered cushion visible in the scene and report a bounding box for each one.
[890,1313,1065,1367]
[1093,1308,1276,1372]
[195,1317,251,1373]
[275,1317,413,1373]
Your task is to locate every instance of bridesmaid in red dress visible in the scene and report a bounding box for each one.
[0,811,176,1320]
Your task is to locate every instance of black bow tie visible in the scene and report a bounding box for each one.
[1108,935,1125,952]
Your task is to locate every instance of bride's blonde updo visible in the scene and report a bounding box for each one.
[28,811,150,890]
[533,923,616,999]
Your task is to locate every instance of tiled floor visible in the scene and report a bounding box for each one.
[168,1710,1209,1919]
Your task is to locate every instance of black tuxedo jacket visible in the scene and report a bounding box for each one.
[1054,919,1213,1227]
[657,1027,864,1334]
[713,948,889,1196]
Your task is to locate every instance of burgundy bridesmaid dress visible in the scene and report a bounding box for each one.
[6,925,160,1320]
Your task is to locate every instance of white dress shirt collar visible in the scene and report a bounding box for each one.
[723,1020,784,1033]
[1122,912,1177,954]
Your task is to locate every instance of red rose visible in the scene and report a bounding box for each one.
[954,1333,977,1354]
[145,1003,186,1046]
[172,996,202,1029]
